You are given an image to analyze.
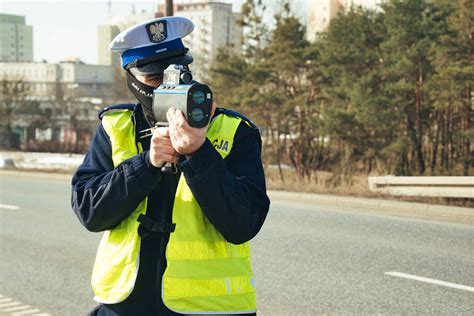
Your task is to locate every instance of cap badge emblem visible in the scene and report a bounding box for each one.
[146,21,167,43]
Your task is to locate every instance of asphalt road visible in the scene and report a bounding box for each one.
[0,172,473,315]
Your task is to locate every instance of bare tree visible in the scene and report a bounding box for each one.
[0,77,30,149]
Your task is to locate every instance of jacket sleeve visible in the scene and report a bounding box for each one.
[178,121,270,244]
[71,124,162,232]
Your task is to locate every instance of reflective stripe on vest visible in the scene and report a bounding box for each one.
[91,110,257,313]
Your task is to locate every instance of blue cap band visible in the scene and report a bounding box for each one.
[121,38,185,69]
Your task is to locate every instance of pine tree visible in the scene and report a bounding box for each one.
[380,0,446,175]
[317,7,393,174]
[430,0,473,175]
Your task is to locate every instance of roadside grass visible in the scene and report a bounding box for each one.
[265,167,373,196]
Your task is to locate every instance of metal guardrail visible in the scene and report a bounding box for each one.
[368,176,474,198]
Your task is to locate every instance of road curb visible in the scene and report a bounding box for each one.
[268,190,474,225]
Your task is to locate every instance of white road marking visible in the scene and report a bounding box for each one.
[11,309,40,315]
[0,204,20,210]
[0,301,21,308]
[0,298,13,303]
[2,305,31,312]
[0,295,50,316]
[386,271,474,292]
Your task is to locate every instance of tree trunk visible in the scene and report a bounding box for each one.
[448,104,455,174]
[430,110,441,174]
[414,63,425,174]
[440,109,448,173]
[463,90,472,176]
[406,112,424,175]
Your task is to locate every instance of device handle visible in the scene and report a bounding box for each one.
[161,162,178,174]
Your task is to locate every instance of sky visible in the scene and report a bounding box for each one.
[1,0,375,65]
[2,0,253,64]
[2,0,176,64]
[2,0,307,65]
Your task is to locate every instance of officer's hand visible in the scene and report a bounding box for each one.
[167,103,216,157]
[149,127,180,168]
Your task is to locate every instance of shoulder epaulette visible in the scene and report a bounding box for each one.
[214,108,257,129]
[98,104,137,120]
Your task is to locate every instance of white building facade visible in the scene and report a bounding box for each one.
[306,0,344,41]
[98,24,121,68]
[0,61,115,151]
[0,14,33,62]
[306,0,386,41]
[0,61,114,99]
[158,1,243,79]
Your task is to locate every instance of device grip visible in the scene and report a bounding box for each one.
[161,162,178,174]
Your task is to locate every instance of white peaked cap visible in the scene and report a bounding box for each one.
[109,16,194,53]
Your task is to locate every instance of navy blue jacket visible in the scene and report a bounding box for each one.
[71,104,270,316]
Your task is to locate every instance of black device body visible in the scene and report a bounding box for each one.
[152,64,213,128]
[150,64,213,174]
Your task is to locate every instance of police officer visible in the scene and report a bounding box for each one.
[71,16,270,315]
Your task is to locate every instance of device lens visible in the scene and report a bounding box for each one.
[180,72,193,84]
[192,90,206,105]
[190,107,205,123]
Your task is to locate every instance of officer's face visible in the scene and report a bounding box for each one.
[135,73,164,88]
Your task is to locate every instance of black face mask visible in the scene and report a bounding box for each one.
[126,71,156,126]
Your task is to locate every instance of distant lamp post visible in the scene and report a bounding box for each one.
[166,0,173,16]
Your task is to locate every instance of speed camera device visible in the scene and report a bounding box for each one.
[141,64,213,174]
[152,64,213,128]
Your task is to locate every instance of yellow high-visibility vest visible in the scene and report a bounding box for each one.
[91,109,257,314]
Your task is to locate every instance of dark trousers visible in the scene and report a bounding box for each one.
[89,304,257,316]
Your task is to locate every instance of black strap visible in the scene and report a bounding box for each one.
[98,103,137,119]
[137,214,176,239]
